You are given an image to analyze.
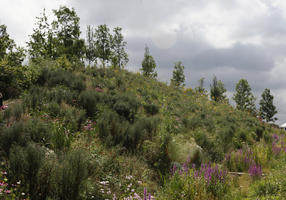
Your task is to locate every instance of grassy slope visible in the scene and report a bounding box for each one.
[0,66,285,199]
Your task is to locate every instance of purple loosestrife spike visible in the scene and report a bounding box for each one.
[149,193,151,200]
[144,188,147,200]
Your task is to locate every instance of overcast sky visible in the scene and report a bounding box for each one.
[1,0,286,123]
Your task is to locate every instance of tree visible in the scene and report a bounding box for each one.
[110,27,129,69]
[94,24,112,67]
[27,6,85,63]
[171,61,185,87]
[233,79,256,113]
[85,25,96,66]
[52,6,85,62]
[0,24,25,66]
[195,77,207,95]
[259,88,277,122]
[27,9,56,60]
[210,75,226,102]
[141,46,157,78]
[0,24,27,98]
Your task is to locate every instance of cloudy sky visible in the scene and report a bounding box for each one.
[1,0,286,123]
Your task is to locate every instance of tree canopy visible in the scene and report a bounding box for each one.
[259,88,277,122]
[233,79,256,114]
[141,46,157,78]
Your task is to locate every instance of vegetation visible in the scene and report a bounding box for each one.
[141,45,158,78]
[259,88,277,122]
[171,61,185,88]
[0,5,283,200]
[210,75,227,102]
[233,79,256,114]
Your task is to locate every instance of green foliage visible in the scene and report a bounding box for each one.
[56,150,89,200]
[233,79,256,114]
[195,77,207,95]
[210,75,227,102]
[95,24,112,67]
[79,90,102,118]
[144,103,159,115]
[111,27,129,68]
[171,61,185,88]
[141,46,157,78]
[9,143,45,197]
[259,88,277,122]
[27,6,85,63]
[111,92,140,122]
[85,25,97,65]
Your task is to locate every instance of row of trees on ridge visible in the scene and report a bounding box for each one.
[0,6,278,123]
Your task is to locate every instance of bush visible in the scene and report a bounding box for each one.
[51,123,71,151]
[144,103,159,115]
[9,143,45,197]
[25,119,52,145]
[79,90,102,118]
[56,150,89,200]
[38,68,86,92]
[3,102,24,122]
[111,93,140,122]
[0,122,29,156]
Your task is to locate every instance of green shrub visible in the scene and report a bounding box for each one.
[3,102,24,122]
[79,90,102,118]
[9,143,45,197]
[46,101,62,117]
[144,103,159,115]
[25,119,51,145]
[38,68,86,92]
[0,122,29,156]
[111,93,140,122]
[51,123,71,151]
[56,150,89,200]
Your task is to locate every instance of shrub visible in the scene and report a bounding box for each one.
[0,122,29,156]
[144,103,159,115]
[38,68,86,92]
[9,143,45,197]
[25,119,51,145]
[111,93,140,122]
[51,123,71,152]
[56,150,89,200]
[79,90,102,118]
[3,102,24,123]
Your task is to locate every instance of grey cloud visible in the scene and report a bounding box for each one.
[191,43,274,71]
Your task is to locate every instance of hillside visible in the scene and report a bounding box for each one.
[0,63,285,200]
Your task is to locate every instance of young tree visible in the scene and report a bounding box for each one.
[210,75,226,102]
[110,27,129,69]
[141,46,157,78]
[94,24,112,67]
[171,61,185,87]
[195,77,207,94]
[233,79,256,113]
[259,88,277,122]
[28,7,85,63]
[27,9,56,60]
[0,24,25,66]
[85,25,97,66]
[52,6,85,62]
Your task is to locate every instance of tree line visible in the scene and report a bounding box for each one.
[0,6,278,123]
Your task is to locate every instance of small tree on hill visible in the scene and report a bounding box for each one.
[259,88,277,122]
[141,46,157,78]
[210,75,226,102]
[171,61,185,88]
[85,25,97,66]
[110,27,129,69]
[94,24,112,67]
[233,79,256,113]
[195,77,207,95]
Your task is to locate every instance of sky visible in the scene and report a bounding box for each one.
[1,0,286,123]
